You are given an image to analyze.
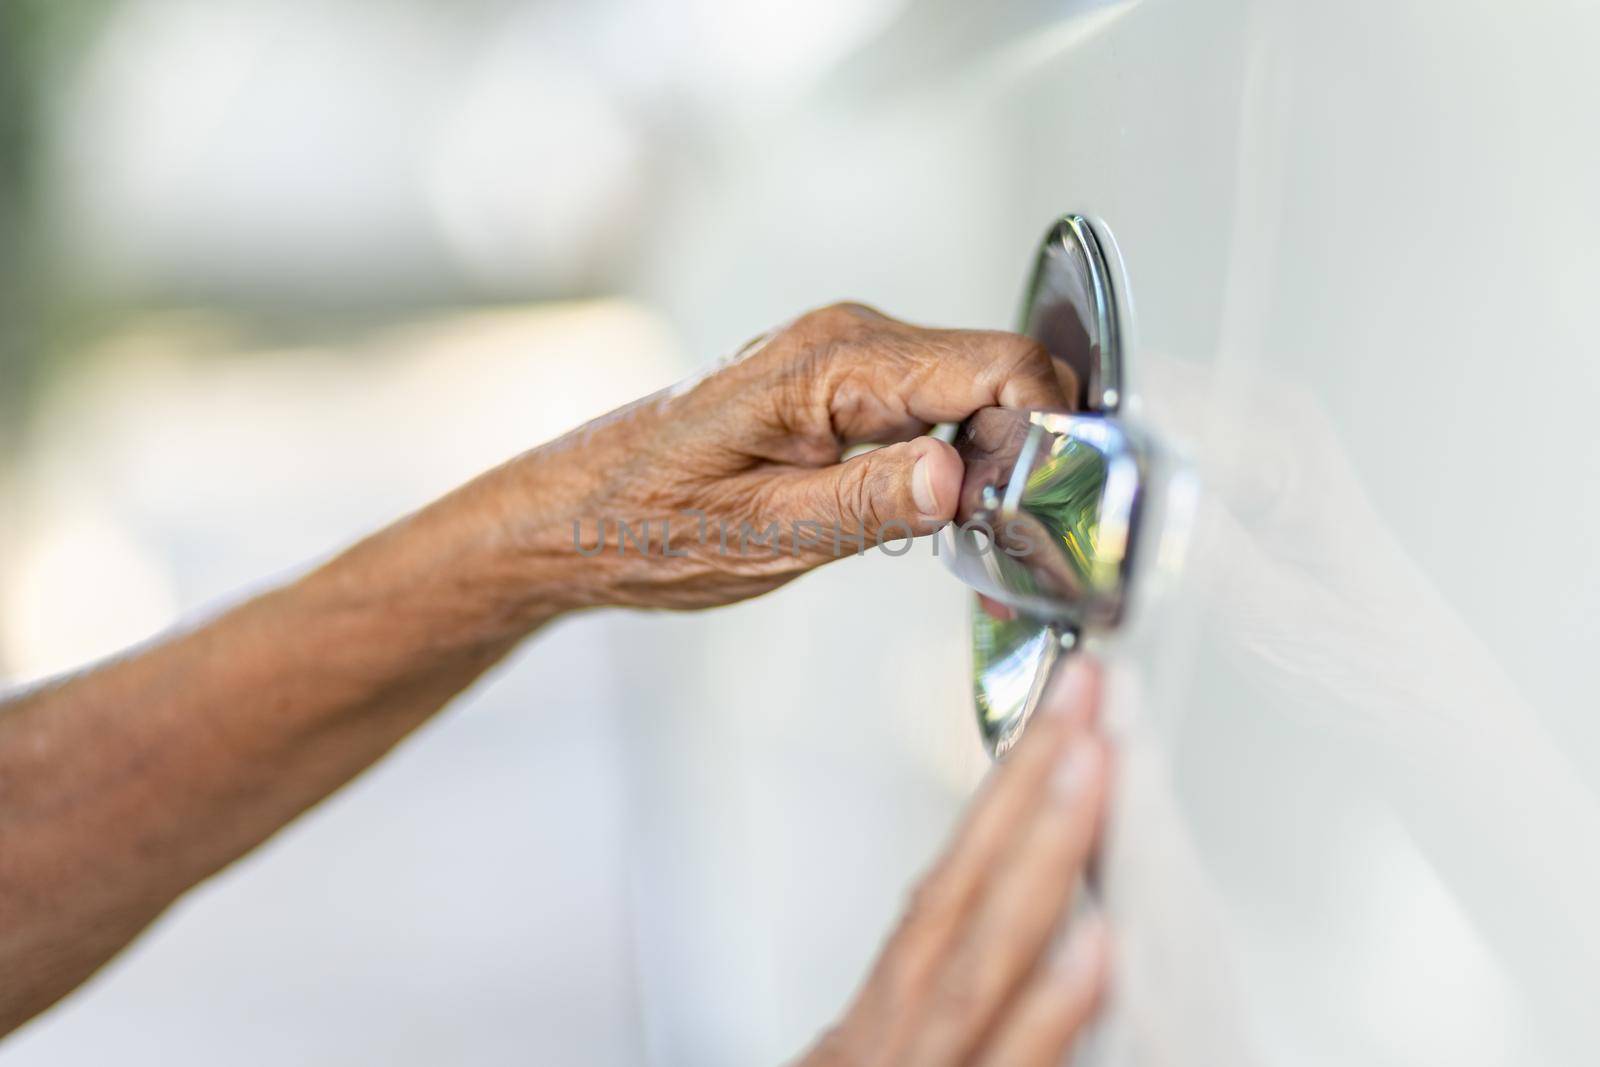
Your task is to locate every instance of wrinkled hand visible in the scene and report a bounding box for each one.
[798,658,1111,1067]
[509,302,1072,610]
[0,303,1079,1038]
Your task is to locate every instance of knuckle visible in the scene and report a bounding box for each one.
[982,332,1068,405]
[829,474,859,532]
[801,302,857,332]
[994,334,1052,379]
[755,340,834,434]
[800,302,884,343]
[821,300,878,321]
[837,458,883,532]
[1018,334,1052,362]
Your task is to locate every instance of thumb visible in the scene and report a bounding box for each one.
[778,436,963,547]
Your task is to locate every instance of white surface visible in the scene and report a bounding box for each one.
[620,1,1600,1064]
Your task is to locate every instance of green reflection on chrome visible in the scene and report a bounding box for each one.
[1024,436,1112,587]
[985,436,1113,606]
[971,599,1061,757]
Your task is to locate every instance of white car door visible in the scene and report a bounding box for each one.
[626,2,1600,1065]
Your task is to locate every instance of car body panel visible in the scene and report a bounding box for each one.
[628,2,1600,1063]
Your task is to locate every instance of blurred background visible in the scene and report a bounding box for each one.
[0,1,1013,1064]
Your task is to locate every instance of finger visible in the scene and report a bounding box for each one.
[906,724,1110,1065]
[846,662,1102,1037]
[1043,654,1102,735]
[830,326,1077,444]
[768,435,964,543]
[844,419,936,449]
[973,914,1111,1067]
[911,661,1101,932]
[937,328,1079,413]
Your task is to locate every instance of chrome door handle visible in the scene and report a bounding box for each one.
[943,216,1188,757]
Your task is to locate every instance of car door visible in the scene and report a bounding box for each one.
[624,2,1600,1064]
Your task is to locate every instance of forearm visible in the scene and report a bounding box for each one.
[0,458,572,1033]
[0,302,1063,1039]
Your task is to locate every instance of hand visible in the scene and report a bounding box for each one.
[502,302,1072,611]
[797,659,1111,1067]
[0,303,1073,1036]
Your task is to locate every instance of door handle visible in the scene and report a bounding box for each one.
[942,216,1189,757]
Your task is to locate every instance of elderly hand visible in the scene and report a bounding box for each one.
[498,302,1071,612]
[0,301,1072,1037]
[799,658,1111,1067]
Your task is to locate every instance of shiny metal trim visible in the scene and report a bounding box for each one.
[1019,215,1123,414]
[944,410,1149,628]
[955,214,1153,758]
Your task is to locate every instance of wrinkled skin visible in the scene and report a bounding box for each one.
[0,304,1096,1054]
[510,302,1073,610]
